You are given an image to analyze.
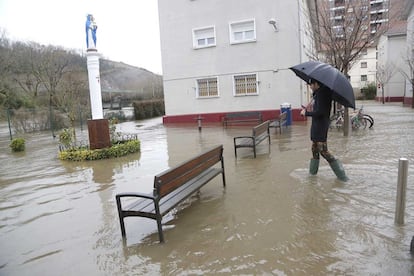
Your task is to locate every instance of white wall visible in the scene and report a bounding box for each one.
[405,5,414,100]
[349,47,377,90]
[158,0,313,117]
[377,33,407,100]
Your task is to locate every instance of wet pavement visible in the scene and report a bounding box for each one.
[1,101,414,275]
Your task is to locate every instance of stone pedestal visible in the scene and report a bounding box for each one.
[88,119,111,150]
[86,51,103,120]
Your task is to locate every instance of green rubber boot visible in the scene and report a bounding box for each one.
[309,158,319,175]
[329,159,349,182]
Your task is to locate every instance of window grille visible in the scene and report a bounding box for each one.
[234,74,258,96]
[197,78,218,97]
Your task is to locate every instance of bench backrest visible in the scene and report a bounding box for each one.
[154,145,223,198]
[279,111,287,121]
[252,120,270,137]
[225,111,262,120]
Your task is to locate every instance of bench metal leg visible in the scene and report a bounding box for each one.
[154,202,164,243]
[221,158,226,187]
[119,217,126,237]
[116,197,127,237]
[156,215,164,243]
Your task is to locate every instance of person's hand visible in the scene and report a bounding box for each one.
[300,108,306,116]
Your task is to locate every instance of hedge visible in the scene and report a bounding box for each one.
[58,140,140,161]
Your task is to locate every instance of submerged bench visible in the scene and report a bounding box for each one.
[233,120,270,158]
[115,145,226,243]
[223,111,262,127]
[269,111,288,134]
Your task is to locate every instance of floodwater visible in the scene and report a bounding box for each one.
[1,101,414,275]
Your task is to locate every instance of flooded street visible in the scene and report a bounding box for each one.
[1,101,414,275]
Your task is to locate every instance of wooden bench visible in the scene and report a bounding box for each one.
[222,111,262,127]
[115,145,226,243]
[233,120,270,158]
[269,111,288,134]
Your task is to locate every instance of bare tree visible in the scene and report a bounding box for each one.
[54,72,89,141]
[399,45,414,108]
[11,42,44,103]
[310,1,388,73]
[376,62,397,104]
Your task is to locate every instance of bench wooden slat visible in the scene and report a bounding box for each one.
[223,111,262,127]
[115,145,226,243]
[233,121,270,158]
[269,111,288,134]
[122,168,223,218]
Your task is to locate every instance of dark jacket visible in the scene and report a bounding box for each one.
[305,86,332,142]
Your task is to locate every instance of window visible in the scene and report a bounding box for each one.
[193,26,216,49]
[361,75,367,81]
[233,74,258,96]
[197,77,218,97]
[229,19,256,44]
[361,62,367,68]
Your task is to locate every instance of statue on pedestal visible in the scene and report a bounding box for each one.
[86,14,97,50]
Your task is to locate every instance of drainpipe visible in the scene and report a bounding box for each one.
[297,0,304,106]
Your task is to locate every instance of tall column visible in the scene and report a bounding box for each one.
[87,51,103,119]
[85,14,110,150]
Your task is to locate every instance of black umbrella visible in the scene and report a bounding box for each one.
[290,60,355,109]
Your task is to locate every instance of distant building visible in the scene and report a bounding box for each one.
[375,0,413,104]
[157,0,314,123]
[377,21,407,102]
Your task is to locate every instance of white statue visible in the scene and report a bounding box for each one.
[85,14,98,49]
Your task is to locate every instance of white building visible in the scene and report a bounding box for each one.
[376,22,407,102]
[158,0,314,123]
[403,1,414,106]
[348,47,377,91]
[375,0,414,104]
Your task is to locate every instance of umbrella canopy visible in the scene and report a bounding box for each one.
[290,60,355,109]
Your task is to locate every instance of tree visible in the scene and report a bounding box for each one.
[54,71,89,141]
[10,42,44,106]
[376,62,397,104]
[399,45,414,108]
[311,1,384,73]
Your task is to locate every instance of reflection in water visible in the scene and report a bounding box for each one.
[1,102,414,275]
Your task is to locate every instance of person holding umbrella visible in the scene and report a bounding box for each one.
[291,60,354,181]
[300,79,348,181]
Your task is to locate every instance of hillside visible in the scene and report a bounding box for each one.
[99,59,162,93]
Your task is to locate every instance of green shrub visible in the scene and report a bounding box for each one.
[361,83,377,100]
[59,128,73,148]
[133,99,165,120]
[10,138,25,152]
[58,140,140,161]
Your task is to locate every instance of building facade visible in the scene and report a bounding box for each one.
[402,1,414,106]
[158,0,314,123]
[375,0,413,104]
[376,22,407,102]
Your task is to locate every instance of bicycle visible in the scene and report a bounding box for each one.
[351,105,374,129]
[330,105,374,130]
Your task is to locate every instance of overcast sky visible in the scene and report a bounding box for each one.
[0,0,163,74]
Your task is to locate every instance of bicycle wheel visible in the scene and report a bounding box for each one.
[363,114,374,128]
